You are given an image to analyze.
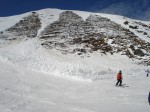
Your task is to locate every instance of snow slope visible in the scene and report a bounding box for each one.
[0,60,150,112]
[0,37,148,81]
[0,13,30,31]
[0,8,150,112]
[75,10,150,42]
[37,9,64,36]
[0,8,149,81]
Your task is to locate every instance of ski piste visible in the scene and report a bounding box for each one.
[115,84,129,88]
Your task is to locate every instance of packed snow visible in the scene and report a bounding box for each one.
[0,60,150,112]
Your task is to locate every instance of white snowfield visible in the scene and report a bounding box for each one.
[0,60,150,112]
[0,8,150,112]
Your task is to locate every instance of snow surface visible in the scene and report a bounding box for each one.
[92,13,150,42]
[0,13,30,31]
[0,8,150,112]
[0,60,150,112]
[0,37,148,81]
[37,8,64,36]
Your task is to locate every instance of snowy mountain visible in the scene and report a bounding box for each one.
[0,8,150,112]
[91,0,150,21]
[0,8,150,80]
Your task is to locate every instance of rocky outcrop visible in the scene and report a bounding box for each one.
[5,12,41,39]
[39,11,150,64]
[0,10,149,66]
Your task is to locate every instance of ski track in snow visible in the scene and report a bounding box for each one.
[0,61,149,112]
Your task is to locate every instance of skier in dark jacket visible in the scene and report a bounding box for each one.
[116,70,122,86]
[147,73,149,77]
[148,92,150,105]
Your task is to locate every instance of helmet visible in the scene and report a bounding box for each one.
[119,70,122,73]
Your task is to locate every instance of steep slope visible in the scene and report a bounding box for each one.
[0,8,149,112]
[0,12,41,42]
[0,9,149,80]
[0,13,30,31]
[39,11,150,65]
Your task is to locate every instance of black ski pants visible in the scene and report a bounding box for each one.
[116,79,122,86]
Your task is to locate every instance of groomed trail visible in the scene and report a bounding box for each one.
[0,60,149,112]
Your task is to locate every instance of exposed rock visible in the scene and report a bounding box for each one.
[124,21,129,25]
[0,10,149,66]
[134,49,145,57]
[6,12,41,38]
[129,25,138,29]
[39,11,150,65]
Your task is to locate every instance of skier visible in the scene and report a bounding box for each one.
[147,73,149,77]
[148,92,150,105]
[146,70,150,77]
[116,70,122,86]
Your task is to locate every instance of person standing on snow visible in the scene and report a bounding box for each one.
[116,70,123,86]
[146,70,149,77]
[148,92,150,105]
[147,73,149,77]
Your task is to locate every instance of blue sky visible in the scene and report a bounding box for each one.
[0,0,101,16]
[1,0,149,20]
